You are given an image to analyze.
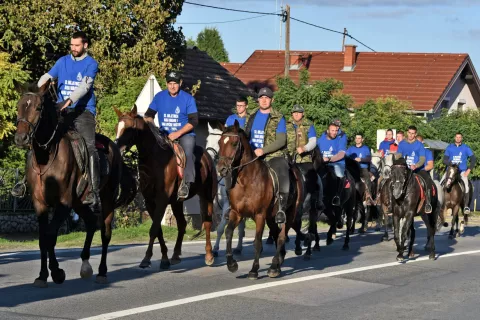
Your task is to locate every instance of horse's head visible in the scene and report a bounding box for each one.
[205,122,224,162]
[216,120,245,178]
[445,164,460,189]
[14,80,52,148]
[114,105,144,153]
[391,158,410,200]
[312,146,325,173]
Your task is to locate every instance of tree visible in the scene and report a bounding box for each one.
[430,109,480,178]
[195,27,229,62]
[273,69,353,135]
[0,0,185,96]
[186,37,196,47]
[348,96,437,148]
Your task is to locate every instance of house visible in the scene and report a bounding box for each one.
[229,45,480,118]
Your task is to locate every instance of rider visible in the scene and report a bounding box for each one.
[442,132,476,214]
[390,130,404,153]
[417,135,434,173]
[396,126,433,212]
[145,71,198,199]
[317,121,347,206]
[286,104,324,209]
[225,96,248,129]
[12,31,102,217]
[378,129,396,156]
[347,133,373,204]
[244,87,288,224]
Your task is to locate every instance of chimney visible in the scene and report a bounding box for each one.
[342,44,357,72]
[289,52,303,70]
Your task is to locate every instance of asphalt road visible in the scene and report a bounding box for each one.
[0,221,479,320]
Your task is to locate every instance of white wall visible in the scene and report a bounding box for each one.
[433,76,479,117]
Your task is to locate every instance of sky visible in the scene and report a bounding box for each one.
[175,0,480,68]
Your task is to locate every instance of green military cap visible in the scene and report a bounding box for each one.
[292,104,304,113]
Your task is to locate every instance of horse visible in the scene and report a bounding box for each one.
[441,164,472,239]
[390,158,438,261]
[312,147,356,250]
[114,106,217,269]
[345,157,368,234]
[205,123,245,256]
[14,80,136,287]
[216,120,302,279]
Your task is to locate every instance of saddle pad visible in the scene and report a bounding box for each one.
[267,166,280,201]
[173,143,186,179]
[345,180,351,188]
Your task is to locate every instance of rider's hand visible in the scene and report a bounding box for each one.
[410,164,417,170]
[60,99,72,111]
[254,148,264,157]
[323,157,330,162]
[145,117,154,124]
[168,131,181,141]
[296,147,305,154]
[463,169,471,177]
[355,157,361,162]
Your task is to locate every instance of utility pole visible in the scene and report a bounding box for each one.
[342,28,347,52]
[284,4,290,77]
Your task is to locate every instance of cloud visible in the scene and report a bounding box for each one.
[349,8,414,19]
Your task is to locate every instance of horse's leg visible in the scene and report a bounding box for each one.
[169,201,185,267]
[381,205,389,241]
[449,206,458,239]
[248,214,265,280]
[268,218,286,278]
[199,196,214,266]
[398,213,413,261]
[225,209,241,273]
[303,208,317,259]
[393,214,404,261]
[140,198,156,268]
[234,218,246,254]
[97,197,115,284]
[422,213,436,260]
[459,210,465,235]
[213,212,227,257]
[326,223,335,246]
[407,220,416,259]
[47,204,69,285]
[343,205,353,250]
[358,202,366,233]
[79,207,96,279]
[33,213,49,288]
[313,220,321,251]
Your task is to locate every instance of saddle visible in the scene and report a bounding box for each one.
[66,131,109,197]
[414,174,436,214]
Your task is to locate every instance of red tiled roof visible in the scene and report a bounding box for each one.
[234,50,470,111]
[220,62,242,75]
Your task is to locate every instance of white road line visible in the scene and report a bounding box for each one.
[78,249,480,320]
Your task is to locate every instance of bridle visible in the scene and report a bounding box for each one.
[391,163,413,197]
[218,132,258,174]
[444,165,459,189]
[116,115,139,153]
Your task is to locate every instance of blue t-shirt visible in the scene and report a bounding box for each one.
[346,145,371,169]
[149,90,198,136]
[249,112,286,149]
[379,139,395,155]
[321,130,347,146]
[48,54,98,115]
[317,134,347,165]
[225,114,247,129]
[445,143,474,172]
[420,149,434,172]
[397,140,426,167]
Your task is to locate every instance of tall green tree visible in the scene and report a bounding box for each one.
[196,27,229,62]
[0,0,185,96]
[186,37,197,47]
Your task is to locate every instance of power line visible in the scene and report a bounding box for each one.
[177,14,273,25]
[184,1,282,16]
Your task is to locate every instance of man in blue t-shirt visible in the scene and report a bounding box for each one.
[317,122,347,206]
[225,96,248,129]
[145,71,199,199]
[12,31,102,216]
[244,87,288,224]
[417,135,434,173]
[442,132,476,213]
[378,129,396,156]
[347,133,373,204]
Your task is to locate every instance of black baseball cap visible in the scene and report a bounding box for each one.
[258,87,273,99]
[166,71,182,83]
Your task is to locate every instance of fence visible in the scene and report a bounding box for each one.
[0,168,35,213]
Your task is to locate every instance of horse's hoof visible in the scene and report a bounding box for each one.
[80,261,93,279]
[33,279,48,288]
[170,256,181,265]
[205,256,214,266]
[408,252,415,259]
[160,259,171,270]
[51,269,66,284]
[294,248,303,256]
[266,237,274,245]
[448,235,454,240]
[227,261,238,273]
[396,255,404,262]
[247,272,258,280]
[342,245,349,251]
[381,236,388,242]
[375,227,381,232]
[429,253,436,260]
[359,228,366,234]
[326,238,333,246]
[233,248,243,255]
[313,244,321,252]
[212,250,219,258]
[95,275,108,284]
[332,233,337,240]
[304,254,311,261]
[139,260,151,269]
[267,267,281,278]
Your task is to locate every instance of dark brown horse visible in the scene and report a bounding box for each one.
[114,106,217,269]
[441,164,472,239]
[390,159,438,261]
[14,80,136,287]
[216,121,302,279]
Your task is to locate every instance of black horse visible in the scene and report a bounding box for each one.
[312,147,356,250]
[390,158,439,261]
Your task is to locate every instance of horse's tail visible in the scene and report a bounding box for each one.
[115,161,138,209]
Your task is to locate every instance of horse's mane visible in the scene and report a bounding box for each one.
[393,157,407,166]
[345,156,361,182]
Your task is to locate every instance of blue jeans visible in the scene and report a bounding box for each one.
[328,163,345,178]
[179,135,196,184]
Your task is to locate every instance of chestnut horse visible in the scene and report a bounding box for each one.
[216,121,303,279]
[14,80,136,287]
[114,106,217,269]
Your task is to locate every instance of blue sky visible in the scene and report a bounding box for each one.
[175,0,480,68]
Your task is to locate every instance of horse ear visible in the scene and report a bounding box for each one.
[233,119,239,131]
[218,122,226,132]
[38,79,51,95]
[208,122,213,133]
[130,105,138,117]
[113,106,123,118]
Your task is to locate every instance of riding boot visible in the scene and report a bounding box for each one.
[425,189,432,214]
[177,180,191,200]
[463,191,471,214]
[275,193,288,224]
[11,175,27,198]
[332,177,345,206]
[84,155,102,225]
[316,176,325,211]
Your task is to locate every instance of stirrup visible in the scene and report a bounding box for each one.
[11,182,27,198]
[332,196,341,206]
[464,207,471,214]
[177,182,190,200]
[275,210,286,224]
[425,203,432,214]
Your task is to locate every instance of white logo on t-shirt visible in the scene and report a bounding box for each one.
[76,72,82,81]
[175,106,180,114]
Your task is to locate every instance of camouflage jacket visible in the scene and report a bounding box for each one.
[287,118,313,163]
